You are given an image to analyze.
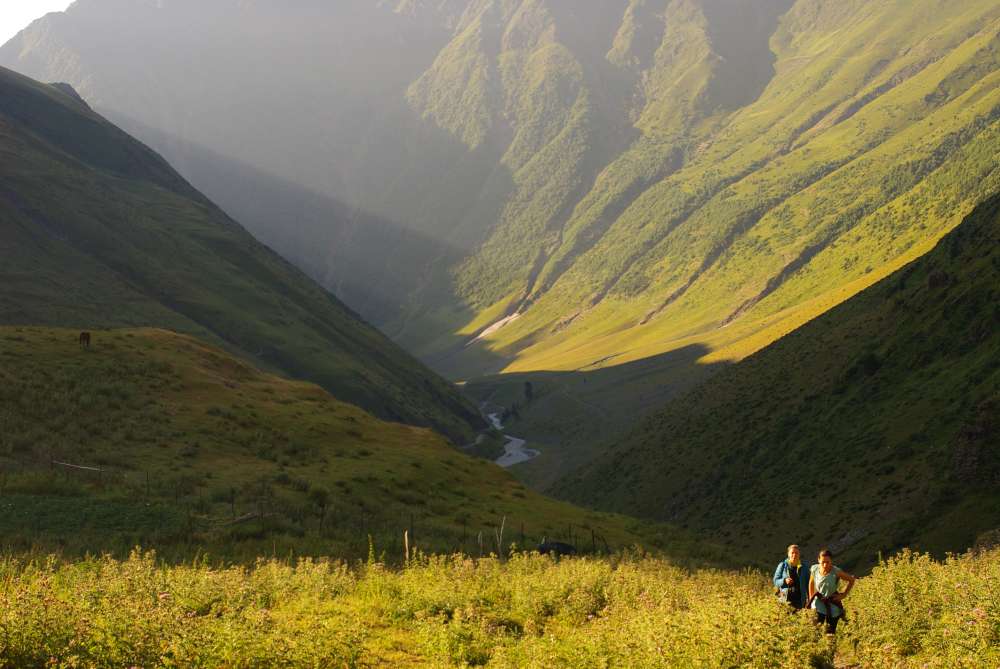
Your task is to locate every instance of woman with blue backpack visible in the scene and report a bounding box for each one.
[773,544,809,609]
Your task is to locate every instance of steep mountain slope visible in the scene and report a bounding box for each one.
[5,1,999,471]
[4,1,997,380]
[106,115,454,327]
[0,65,482,441]
[0,327,706,560]
[556,193,1000,566]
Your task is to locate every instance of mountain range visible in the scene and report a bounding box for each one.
[4,0,997,391]
[2,0,998,564]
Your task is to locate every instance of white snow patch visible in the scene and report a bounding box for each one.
[470,313,521,344]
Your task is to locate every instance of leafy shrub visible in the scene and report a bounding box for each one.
[0,546,996,667]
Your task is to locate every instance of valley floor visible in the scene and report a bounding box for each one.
[1,547,995,667]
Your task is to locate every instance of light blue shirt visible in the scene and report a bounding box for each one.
[810,564,843,617]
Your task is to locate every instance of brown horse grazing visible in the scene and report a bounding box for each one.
[78,331,91,348]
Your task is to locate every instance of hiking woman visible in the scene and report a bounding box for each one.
[773,544,808,609]
[808,548,856,634]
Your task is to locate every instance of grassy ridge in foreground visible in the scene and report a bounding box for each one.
[1,547,997,667]
[0,326,708,562]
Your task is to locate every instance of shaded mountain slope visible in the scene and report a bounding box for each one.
[105,114,461,328]
[0,326,710,561]
[0,66,482,441]
[556,193,1000,567]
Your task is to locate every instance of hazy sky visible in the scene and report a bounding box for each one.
[0,1,72,46]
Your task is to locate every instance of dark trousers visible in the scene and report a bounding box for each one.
[788,591,802,609]
[816,612,840,634]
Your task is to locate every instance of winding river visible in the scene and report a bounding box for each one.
[486,412,540,468]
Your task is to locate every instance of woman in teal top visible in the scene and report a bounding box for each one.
[808,548,857,634]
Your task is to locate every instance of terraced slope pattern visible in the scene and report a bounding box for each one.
[557,193,1000,567]
[4,0,998,386]
[0,65,482,441]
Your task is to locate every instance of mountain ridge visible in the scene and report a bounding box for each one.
[0,64,483,442]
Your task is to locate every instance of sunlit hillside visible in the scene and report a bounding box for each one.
[558,192,1000,568]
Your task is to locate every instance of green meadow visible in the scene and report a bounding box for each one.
[0,547,996,668]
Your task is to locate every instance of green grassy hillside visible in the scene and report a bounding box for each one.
[6,1,999,483]
[420,0,1000,382]
[6,1,998,475]
[1,546,997,667]
[0,326,710,562]
[0,65,482,442]
[557,193,1000,568]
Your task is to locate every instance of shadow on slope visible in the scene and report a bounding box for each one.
[556,193,1000,570]
[0,66,486,442]
[100,104,521,373]
[464,343,728,489]
[105,111,474,329]
[700,0,797,110]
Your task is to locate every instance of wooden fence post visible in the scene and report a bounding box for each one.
[495,516,506,557]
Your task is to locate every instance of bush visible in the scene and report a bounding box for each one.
[844,548,1000,668]
[0,548,996,667]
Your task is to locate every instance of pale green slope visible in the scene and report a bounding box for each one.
[455,0,1000,377]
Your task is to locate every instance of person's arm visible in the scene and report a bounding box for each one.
[773,562,789,589]
[808,573,816,603]
[834,570,857,601]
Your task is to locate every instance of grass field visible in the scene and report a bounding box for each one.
[0,326,716,564]
[0,545,996,667]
